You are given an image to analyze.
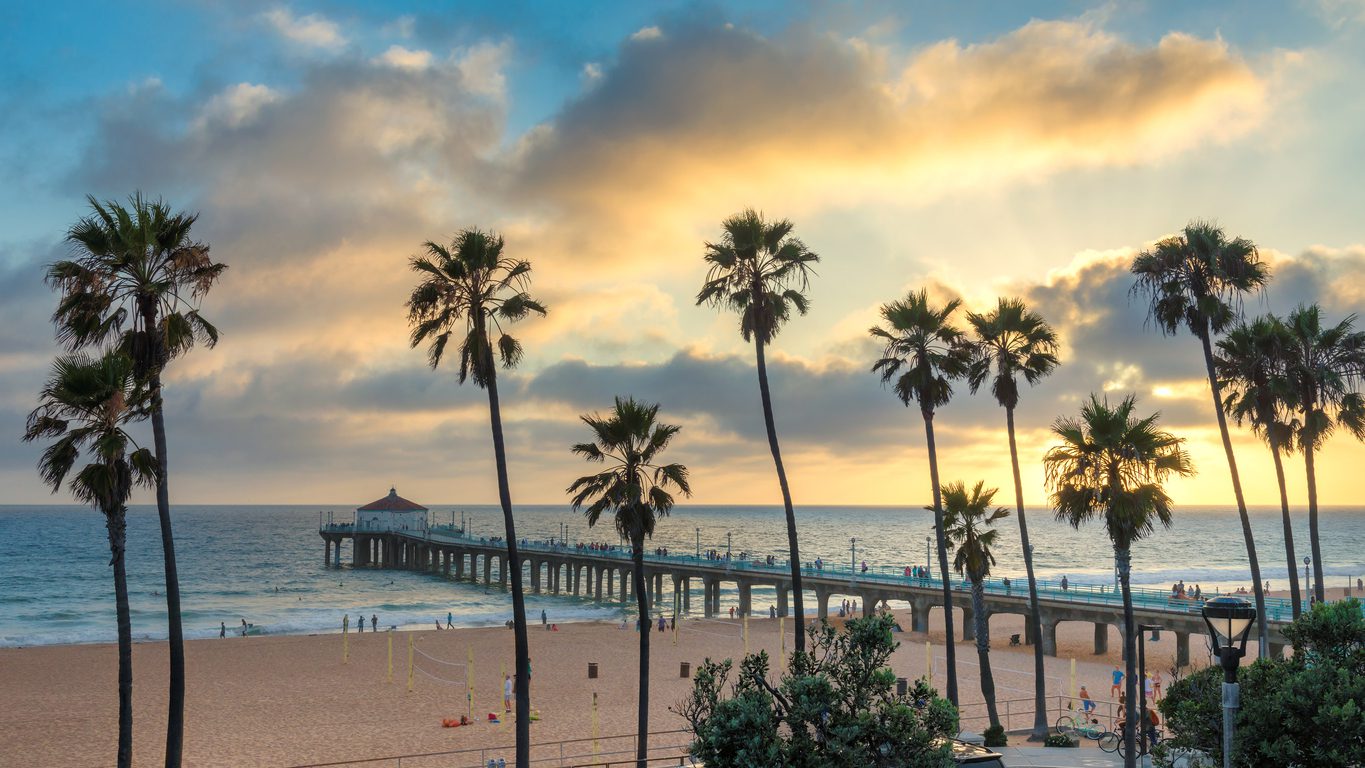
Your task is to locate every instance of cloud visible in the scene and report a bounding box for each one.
[193,83,283,130]
[262,7,346,50]
[453,41,511,100]
[630,26,663,41]
[375,45,434,71]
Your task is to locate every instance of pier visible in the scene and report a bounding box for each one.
[320,519,1296,664]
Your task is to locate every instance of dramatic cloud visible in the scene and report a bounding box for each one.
[263,8,347,50]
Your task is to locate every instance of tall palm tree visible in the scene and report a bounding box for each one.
[1282,304,1365,603]
[568,397,691,768]
[49,193,225,768]
[1215,315,1303,617]
[869,289,973,706]
[23,351,159,768]
[696,209,818,651]
[1044,394,1193,768]
[940,480,1011,731]
[1131,220,1269,654]
[966,297,1059,739]
[406,229,546,767]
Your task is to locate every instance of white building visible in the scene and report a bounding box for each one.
[355,487,429,533]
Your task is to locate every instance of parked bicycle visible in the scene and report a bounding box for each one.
[1055,714,1106,741]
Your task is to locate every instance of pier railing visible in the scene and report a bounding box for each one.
[283,727,694,768]
[331,522,1299,623]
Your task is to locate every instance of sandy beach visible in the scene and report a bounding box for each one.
[0,594,1251,768]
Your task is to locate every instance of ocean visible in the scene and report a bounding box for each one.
[1,503,1362,647]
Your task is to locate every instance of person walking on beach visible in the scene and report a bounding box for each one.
[1152,671,1162,699]
[447,611,453,629]
[770,605,776,618]
[219,622,226,639]
[503,674,512,712]
[359,614,366,633]
[657,616,665,633]
[1144,673,1153,700]
[541,609,547,627]
[728,606,735,619]
[372,613,378,631]
[1079,685,1094,715]
[242,618,249,636]
[1110,665,1123,697]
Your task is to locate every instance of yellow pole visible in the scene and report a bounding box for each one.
[467,646,474,718]
[1070,657,1077,703]
[387,633,393,682]
[925,641,932,682]
[592,692,600,755]
[743,613,749,655]
[407,635,414,692]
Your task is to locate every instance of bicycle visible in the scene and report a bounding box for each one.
[1055,714,1105,740]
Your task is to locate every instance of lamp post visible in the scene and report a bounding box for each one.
[850,537,857,577]
[726,532,732,559]
[1304,556,1312,605]
[696,528,701,560]
[925,537,932,579]
[1137,623,1164,758]
[1202,597,1257,768]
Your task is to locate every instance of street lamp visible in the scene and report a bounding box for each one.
[1304,556,1312,604]
[696,527,701,559]
[726,532,732,559]
[1202,597,1257,768]
[924,537,932,579]
[850,537,858,576]
[1137,623,1164,755]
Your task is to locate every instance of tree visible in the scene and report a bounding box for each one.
[1215,315,1303,617]
[1281,304,1365,603]
[696,209,819,651]
[677,614,959,768]
[1044,394,1194,768]
[869,289,973,706]
[568,396,692,768]
[23,351,159,768]
[940,481,1011,732]
[1131,221,1270,654]
[965,297,1059,738]
[50,193,225,768]
[407,229,547,767]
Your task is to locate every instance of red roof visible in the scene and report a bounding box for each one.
[357,487,428,512]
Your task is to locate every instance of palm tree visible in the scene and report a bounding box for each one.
[49,193,225,768]
[568,397,692,768]
[1282,304,1365,603]
[1044,394,1193,768]
[406,229,546,767]
[1215,315,1303,617]
[869,289,973,706]
[23,351,159,768]
[696,209,818,651]
[940,481,1011,731]
[1130,220,1269,654]
[966,297,1059,739]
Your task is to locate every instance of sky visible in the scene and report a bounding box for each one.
[2,1,1365,508]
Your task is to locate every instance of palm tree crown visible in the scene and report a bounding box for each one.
[1216,315,1298,452]
[406,229,548,386]
[1130,220,1268,339]
[50,193,224,376]
[941,481,1010,582]
[1044,394,1193,550]
[966,297,1059,410]
[1284,304,1365,453]
[568,397,692,529]
[696,208,819,344]
[870,289,973,413]
[24,351,158,506]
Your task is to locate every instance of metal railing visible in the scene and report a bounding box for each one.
[283,728,694,768]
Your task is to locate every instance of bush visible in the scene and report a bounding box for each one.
[983,724,1007,747]
[676,614,958,768]
[1043,734,1076,748]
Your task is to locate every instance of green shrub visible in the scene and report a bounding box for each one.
[1043,734,1076,748]
[983,724,1007,747]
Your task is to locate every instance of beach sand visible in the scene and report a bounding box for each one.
[0,602,1252,768]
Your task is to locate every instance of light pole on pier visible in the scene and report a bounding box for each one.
[850,537,857,576]
[726,532,731,559]
[696,528,701,559]
[924,537,931,579]
[1304,556,1312,603]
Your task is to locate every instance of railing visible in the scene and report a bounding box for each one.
[282,728,694,768]
[326,524,1304,623]
[956,693,1125,735]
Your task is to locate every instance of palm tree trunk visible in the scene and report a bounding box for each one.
[971,579,999,730]
[1270,440,1301,618]
[485,369,531,768]
[1006,406,1049,741]
[1198,329,1268,655]
[1305,444,1325,603]
[107,511,133,768]
[632,532,651,768]
[148,373,185,768]
[1116,547,1137,768]
[923,410,958,706]
[754,337,804,652]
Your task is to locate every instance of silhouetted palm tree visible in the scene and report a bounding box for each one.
[1216,315,1303,617]
[568,397,691,768]
[696,209,818,651]
[407,229,547,767]
[941,481,1011,731]
[870,289,972,706]
[1131,221,1269,653]
[1045,394,1193,768]
[50,193,224,767]
[24,351,159,768]
[1282,304,1365,603]
[966,297,1059,739]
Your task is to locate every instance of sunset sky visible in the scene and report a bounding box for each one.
[3,1,1365,508]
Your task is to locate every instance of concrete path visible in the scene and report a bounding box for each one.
[997,745,1125,766]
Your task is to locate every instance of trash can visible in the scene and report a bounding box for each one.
[680,661,691,678]
[588,662,598,679]
[896,677,908,696]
